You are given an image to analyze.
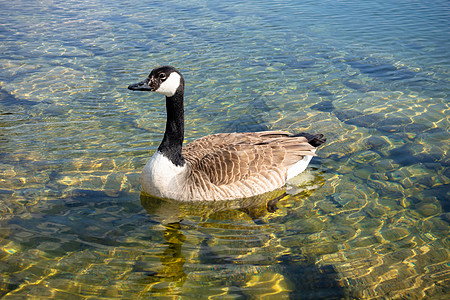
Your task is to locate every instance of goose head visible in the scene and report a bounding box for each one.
[128,66,184,97]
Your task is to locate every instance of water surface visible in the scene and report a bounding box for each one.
[0,0,449,298]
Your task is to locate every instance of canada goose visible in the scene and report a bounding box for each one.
[128,66,325,201]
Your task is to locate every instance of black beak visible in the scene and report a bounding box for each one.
[128,78,153,91]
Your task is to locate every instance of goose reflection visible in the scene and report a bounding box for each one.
[140,189,287,225]
[133,221,187,295]
[136,170,324,296]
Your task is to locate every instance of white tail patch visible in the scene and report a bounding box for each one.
[155,72,181,97]
[286,149,316,180]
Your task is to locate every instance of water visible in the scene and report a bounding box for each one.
[0,0,449,298]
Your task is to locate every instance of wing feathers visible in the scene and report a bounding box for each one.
[180,131,321,200]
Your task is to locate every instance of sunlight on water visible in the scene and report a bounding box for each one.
[0,0,449,298]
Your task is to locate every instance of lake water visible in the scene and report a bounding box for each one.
[0,0,449,298]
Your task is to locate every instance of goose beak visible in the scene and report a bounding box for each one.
[128,78,153,91]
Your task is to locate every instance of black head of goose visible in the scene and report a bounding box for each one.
[128,66,325,201]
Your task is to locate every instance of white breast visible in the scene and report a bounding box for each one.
[141,151,187,199]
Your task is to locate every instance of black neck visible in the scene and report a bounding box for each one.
[158,89,185,166]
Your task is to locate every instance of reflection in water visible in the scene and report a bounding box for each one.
[140,190,287,225]
[139,187,291,292]
[134,222,187,296]
[136,174,344,298]
[139,193,284,297]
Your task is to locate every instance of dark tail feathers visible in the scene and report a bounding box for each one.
[294,132,326,148]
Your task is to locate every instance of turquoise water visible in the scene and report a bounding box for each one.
[0,0,449,298]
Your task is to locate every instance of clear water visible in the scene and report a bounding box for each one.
[0,0,449,298]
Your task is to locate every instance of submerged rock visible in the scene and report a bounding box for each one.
[310,100,335,112]
[365,136,387,148]
[0,88,37,106]
[416,203,441,217]
[346,57,417,81]
[343,80,375,92]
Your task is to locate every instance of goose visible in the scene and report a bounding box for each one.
[128,66,325,201]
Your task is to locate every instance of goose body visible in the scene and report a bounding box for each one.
[128,66,325,201]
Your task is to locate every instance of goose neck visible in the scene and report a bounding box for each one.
[158,90,185,166]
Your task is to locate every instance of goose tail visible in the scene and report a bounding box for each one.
[293,132,326,148]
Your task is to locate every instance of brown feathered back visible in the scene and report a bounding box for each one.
[181,131,317,200]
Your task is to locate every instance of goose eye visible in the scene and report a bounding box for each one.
[159,73,167,80]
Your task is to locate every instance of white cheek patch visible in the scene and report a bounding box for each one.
[155,72,181,97]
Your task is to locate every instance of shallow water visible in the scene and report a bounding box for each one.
[0,0,449,298]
